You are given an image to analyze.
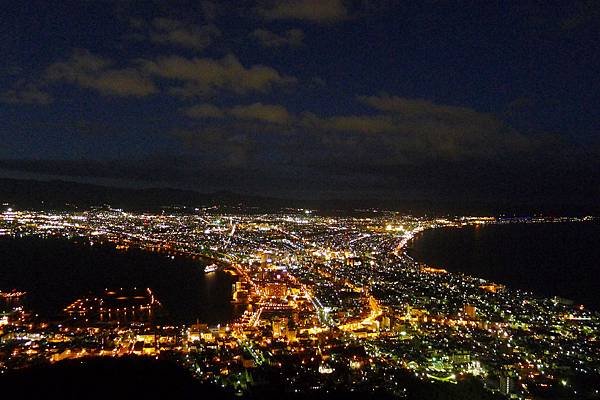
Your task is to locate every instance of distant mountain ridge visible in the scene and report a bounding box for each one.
[0,178,277,211]
[0,178,596,215]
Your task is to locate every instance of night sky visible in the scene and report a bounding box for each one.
[1,1,598,206]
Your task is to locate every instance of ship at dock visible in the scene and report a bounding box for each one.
[204,263,218,273]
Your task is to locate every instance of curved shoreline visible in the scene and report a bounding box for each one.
[0,236,240,324]
[404,221,600,309]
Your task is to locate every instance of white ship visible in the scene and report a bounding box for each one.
[204,263,218,273]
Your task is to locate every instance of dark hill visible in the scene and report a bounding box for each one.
[1,177,595,215]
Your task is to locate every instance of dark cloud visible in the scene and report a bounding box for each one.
[230,103,292,124]
[45,50,157,97]
[349,94,533,162]
[149,18,221,50]
[181,95,549,165]
[358,94,486,119]
[302,113,397,134]
[182,103,226,119]
[183,102,292,125]
[15,119,117,137]
[251,28,304,47]
[140,54,296,97]
[5,47,296,104]
[258,0,348,23]
[1,81,52,105]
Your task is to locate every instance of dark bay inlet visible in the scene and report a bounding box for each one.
[408,221,600,310]
[0,237,241,324]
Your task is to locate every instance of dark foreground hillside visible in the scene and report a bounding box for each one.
[0,357,230,400]
[0,357,505,400]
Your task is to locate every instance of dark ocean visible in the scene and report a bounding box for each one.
[0,236,241,324]
[408,222,600,310]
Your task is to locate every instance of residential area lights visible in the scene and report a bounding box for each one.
[0,207,598,398]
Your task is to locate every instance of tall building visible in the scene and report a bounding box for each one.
[272,317,287,338]
[463,304,477,319]
[265,282,287,298]
[499,370,514,396]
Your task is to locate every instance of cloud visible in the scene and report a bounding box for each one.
[150,18,221,50]
[1,82,52,105]
[358,94,486,120]
[3,92,596,204]
[183,103,225,119]
[141,54,296,97]
[258,0,348,23]
[183,102,292,124]
[230,103,292,124]
[251,28,304,47]
[361,95,532,161]
[297,94,536,163]
[302,113,397,134]
[11,49,294,102]
[182,95,535,162]
[45,50,157,97]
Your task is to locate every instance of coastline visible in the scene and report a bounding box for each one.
[0,236,240,324]
[404,220,600,310]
